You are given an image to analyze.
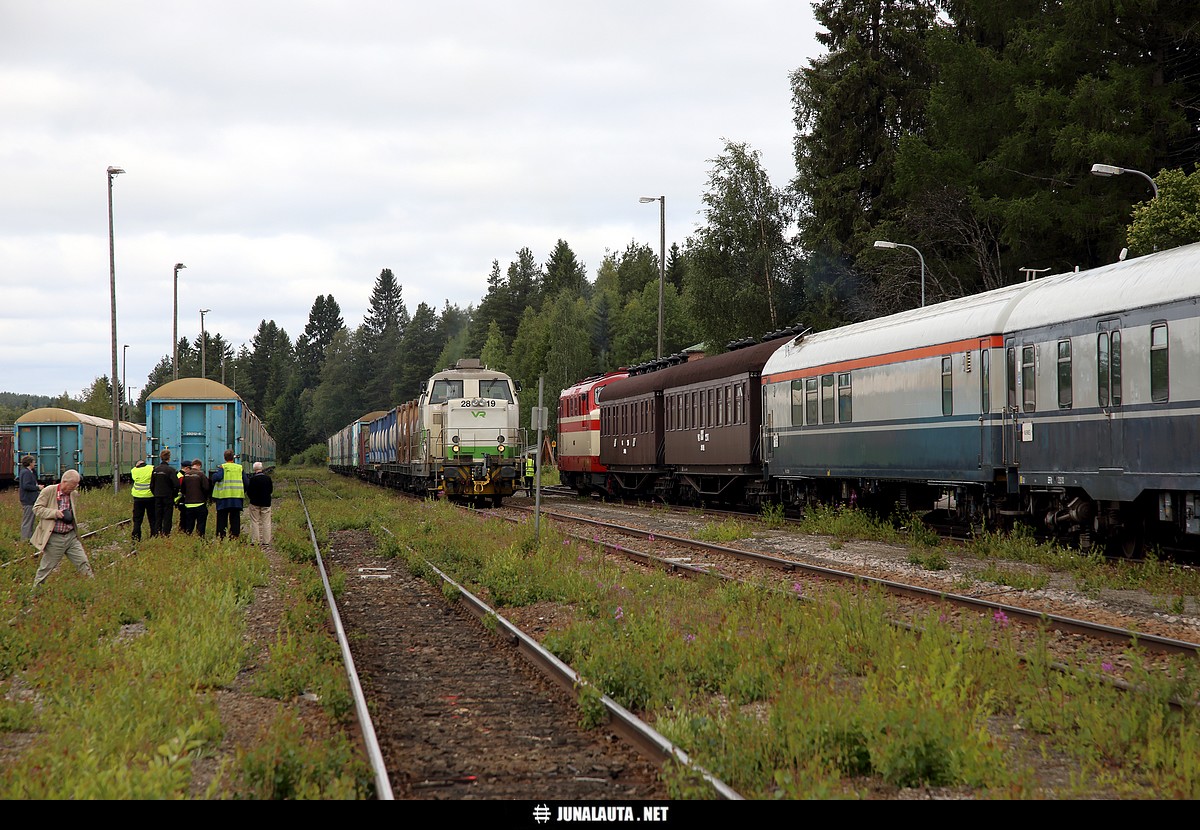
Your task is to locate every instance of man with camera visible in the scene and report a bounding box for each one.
[30,468,94,590]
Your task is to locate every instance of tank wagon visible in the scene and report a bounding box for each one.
[556,370,628,496]
[145,378,276,474]
[14,408,145,485]
[331,358,522,506]
[327,410,388,475]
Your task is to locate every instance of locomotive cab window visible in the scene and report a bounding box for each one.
[1057,340,1072,409]
[428,379,463,404]
[478,379,513,402]
[1151,323,1169,403]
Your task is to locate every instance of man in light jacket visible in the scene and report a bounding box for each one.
[31,469,94,589]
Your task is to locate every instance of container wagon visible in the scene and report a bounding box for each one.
[328,410,387,475]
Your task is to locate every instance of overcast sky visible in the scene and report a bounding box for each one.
[1,1,822,401]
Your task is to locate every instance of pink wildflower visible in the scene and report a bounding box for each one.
[993,610,1009,627]
[615,606,624,621]
[1101,661,1114,673]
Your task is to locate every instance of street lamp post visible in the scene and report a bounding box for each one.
[200,309,211,379]
[122,344,129,420]
[874,239,926,307]
[1090,163,1158,199]
[638,196,665,358]
[107,165,125,494]
[173,263,186,380]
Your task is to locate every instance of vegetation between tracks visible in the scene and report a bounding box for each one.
[4,468,1200,799]
[317,475,1200,799]
[0,481,371,799]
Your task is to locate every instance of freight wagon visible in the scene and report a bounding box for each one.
[14,408,145,485]
[145,378,276,473]
[327,410,387,474]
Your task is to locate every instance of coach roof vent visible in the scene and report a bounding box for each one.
[454,358,482,370]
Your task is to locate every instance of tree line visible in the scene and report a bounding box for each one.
[6,0,1197,462]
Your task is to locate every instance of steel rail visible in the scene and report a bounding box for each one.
[527,507,1200,659]
[419,558,745,800]
[293,480,394,800]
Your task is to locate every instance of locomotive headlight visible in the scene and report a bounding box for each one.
[496,435,504,445]
[497,443,505,453]
[451,435,459,445]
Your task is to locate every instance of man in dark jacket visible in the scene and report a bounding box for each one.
[177,459,211,537]
[149,449,180,537]
[244,461,273,546]
[18,455,40,541]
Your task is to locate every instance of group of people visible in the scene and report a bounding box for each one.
[131,448,273,544]
[17,448,274,592]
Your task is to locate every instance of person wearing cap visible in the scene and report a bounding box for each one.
[130,459,153,542]
[30,469,94,589]
[244,461,273,547]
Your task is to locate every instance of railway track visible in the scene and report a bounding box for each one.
[489,500,1200,708]
[292,480,739,801]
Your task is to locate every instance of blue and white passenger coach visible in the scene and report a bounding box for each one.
[761,241,1200,554]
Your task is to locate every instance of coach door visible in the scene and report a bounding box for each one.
[180,403,208,470]
[1097,321,1124,472]
[1002,338,1020,492]
[978,339,993,471]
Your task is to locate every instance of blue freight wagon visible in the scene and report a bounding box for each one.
[145,378,276,474]
[14,408,145,485]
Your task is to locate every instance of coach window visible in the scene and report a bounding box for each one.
[1006,346,1017,411]
[981,349,991,413]
[942,357,953,416]
[837,373,852,423]
[1021,346,1036,412]
[805,377,818,425]
[791,380,803,426]
[1151,323,1169,402]
[821,374,835,424]
[1057,340,1072,409]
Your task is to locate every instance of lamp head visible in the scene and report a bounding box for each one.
[175,262,186,271]
[639,196,657,203]
[107,166,125,176]
[1090,163,1123,177]
[874,240,897,249]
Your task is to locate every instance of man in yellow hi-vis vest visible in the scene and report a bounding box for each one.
[524,454,535,495]
[210,449,246,539]
[130,460,153,542]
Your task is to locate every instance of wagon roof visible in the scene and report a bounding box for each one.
[763,241,1200,379]
[603,336,792,402]
[147,377,241,401]
[15,407,143,431]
